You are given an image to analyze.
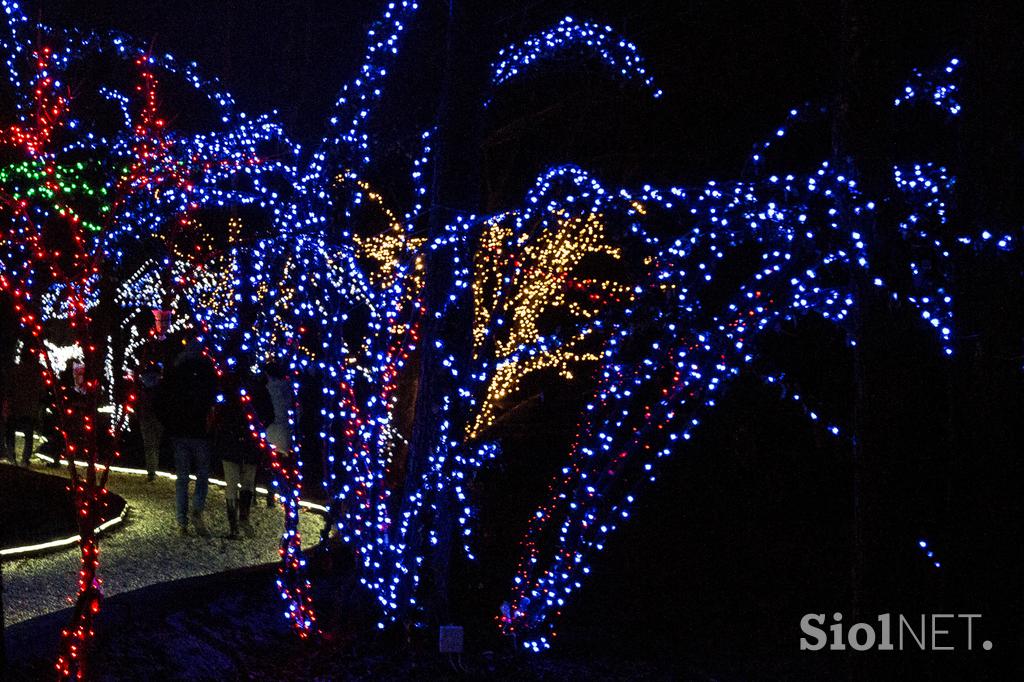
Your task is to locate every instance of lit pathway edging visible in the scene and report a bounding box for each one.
[1,434,327,626]
[1,432,326,559]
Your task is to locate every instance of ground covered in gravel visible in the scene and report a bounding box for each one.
[1,462,125,547]
[2,454,324,626]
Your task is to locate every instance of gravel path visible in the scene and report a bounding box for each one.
[2,453,325,626]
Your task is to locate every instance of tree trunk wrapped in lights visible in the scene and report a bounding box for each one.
[1,3,302,673]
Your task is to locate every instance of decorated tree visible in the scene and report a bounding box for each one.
[174,2,977,644]
[0,28,130,677]
[495,54,1009,650]
[165,1,661,635]
[227,4,1004,651]
[1,1,296,674]
[4,0,1018,671]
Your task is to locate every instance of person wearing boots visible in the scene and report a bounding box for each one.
[214,366,274,539]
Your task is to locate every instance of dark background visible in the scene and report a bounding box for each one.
[29,0,967,182]
[5,1,1023,679]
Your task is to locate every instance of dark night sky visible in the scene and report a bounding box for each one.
[31,0,968,193]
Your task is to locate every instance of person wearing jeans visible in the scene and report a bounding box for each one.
[172,437,212,531]
[156,345,217,537]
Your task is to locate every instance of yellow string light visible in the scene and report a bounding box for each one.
[467,210,633,438]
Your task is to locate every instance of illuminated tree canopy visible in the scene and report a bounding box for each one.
[1,0,1017,676]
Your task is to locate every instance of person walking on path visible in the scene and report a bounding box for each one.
[262,361,293,506]
[156,344,218,537]
[136,359,164,482]
[0,350,8,462]
[214,368,274,538]
[264,362,293,456]
[3,345,45,465]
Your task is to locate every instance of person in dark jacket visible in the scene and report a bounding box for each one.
[214,367,274,538]
[156,344,218,537]
[3,344,45,465]
[136,359,164,482]
[0,351,8,461]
